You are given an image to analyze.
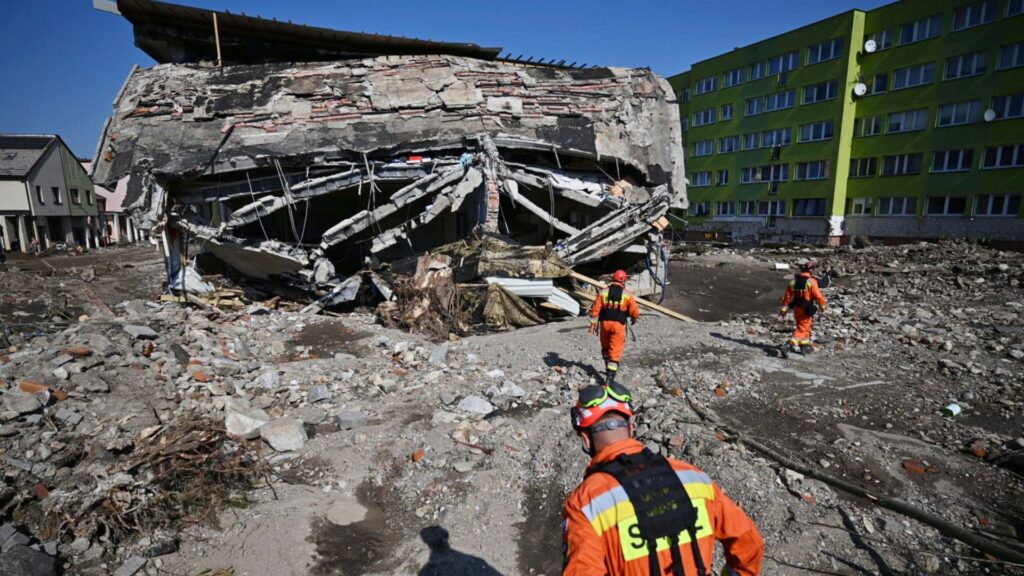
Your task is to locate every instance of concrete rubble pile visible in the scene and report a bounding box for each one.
[90,55,685,320]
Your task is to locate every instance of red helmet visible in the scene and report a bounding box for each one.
[571,383,634,431]
[799,260,817,272]
[612,270,628,283]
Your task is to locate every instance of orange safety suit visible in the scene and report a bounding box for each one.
[563,439,765,576]
[589,281,641,376]
[780,272,827,348]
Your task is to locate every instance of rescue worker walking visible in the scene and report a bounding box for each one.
[589,270,640,384]
[779,260,828,357]
[563,382,764,576]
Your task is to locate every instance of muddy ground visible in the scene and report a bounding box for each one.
[2,241,1022,575]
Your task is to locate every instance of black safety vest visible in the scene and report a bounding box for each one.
[598,284,630,324]
[790,275,819,316]
[592,448,709,576]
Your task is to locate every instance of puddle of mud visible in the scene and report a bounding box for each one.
[516,479,566,576]
[308,482,401,576]
[290,320,373,359]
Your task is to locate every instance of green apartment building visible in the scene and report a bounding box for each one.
[668,0,1024,244]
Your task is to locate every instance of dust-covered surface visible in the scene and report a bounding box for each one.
[2,241,1023,575]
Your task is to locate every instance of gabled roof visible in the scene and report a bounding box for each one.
[0,135,57,179]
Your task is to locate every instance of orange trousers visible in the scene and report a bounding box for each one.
[790,307,814,344]
[599,321,627,368]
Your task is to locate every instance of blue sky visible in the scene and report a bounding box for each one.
[0,0,890,156]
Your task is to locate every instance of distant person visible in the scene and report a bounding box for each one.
[778,260,828,357]
[563,383,764,575]
[28,237,41,256]
[588,270,640,384]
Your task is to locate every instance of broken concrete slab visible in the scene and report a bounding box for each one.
[260,417,307,452]
[123,325,159,340]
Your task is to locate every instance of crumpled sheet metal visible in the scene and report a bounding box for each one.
[91,55,686,209]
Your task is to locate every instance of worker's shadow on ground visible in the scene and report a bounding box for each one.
[543,352,603,379]
[708,332,781,357]
[418,526,505,576]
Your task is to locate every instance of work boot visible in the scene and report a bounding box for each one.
[779,344,789,359]
[801,343,814,355]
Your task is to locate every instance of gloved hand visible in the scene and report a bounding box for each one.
[778,306,788,319]
[630,318,637,325]
[588,322,598,335]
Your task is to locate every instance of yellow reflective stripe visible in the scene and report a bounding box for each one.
[618,499,714,562]
[587,483,715,537]
[601,291,609,298]
[591,499,635,536]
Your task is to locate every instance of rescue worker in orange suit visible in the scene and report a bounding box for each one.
[779,260,828,356]
[563,382,765,576]
[589,270,641,384]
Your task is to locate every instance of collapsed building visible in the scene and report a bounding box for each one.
[90,0,686,321]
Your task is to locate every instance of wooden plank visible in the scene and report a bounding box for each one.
[569,271,696,323]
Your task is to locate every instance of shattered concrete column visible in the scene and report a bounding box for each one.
[481,136,501,232]
[111,214,122,244]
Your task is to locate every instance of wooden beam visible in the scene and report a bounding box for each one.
[569,271,695,323]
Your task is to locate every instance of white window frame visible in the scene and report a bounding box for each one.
[992,94,1024,121]
[899,14,943,46]
[757,200,786,216]
[931,149,974,173]
[945,52,988,80]
[35,185,44,205]
[881,153,924,176]
[868,73,888,95]
[849,157,877,178]
[999,43,1024,70]
[723,67,746,87]
[854,116,883,137]
[936,100,981,127]
[690,201,710,216]
[680,118,688,132]
[867,29,893,51]
[952,0,995,32]
[745,97,765,116]
[807,38,843,65]
[975,194,1021,216]
[52,187,62,205]
[795,161,830,181]
[892,63,936,90]
[692,140,714,157]
[803,80,838,104]
[764,90,795,112]
[85,189,93,205]
[693,108,717,127]
[742,133,759,150]
[926,196,968,216]
[849,197,873,215]
[799,120,834,142]
[887,109,929,133]
[690,172,712,187]
[738,200,756,215]
[695,75,718,95]
[749,61,766,80]
[768,51,799,75]
[982,144,1024,169]
[716,200,735,215]
[878,197,917,216]
[1009,0,1024,17]
[793,198,827,217]
[761,127,792,148]
[719,135,739,154]
[721,103,734,121]
[716,170,730,186]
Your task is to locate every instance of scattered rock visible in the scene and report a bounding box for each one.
[260,418,307,452]
[334,411,368,430]
[224,408,270,440]
[456,395,495,416]
[123,325,159,340]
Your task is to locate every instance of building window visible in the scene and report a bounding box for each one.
[892,63,936,90]
[867,29,893,51]
[723,67,745,87]
[680,118,688,132]
[761,127,792,148]
[764,90,795,112]
[952,0,995,31]
[887,109,929,133]
[741,164,789,183]
[85,189,93,205]
[738,200,756,216]
[716,200,734,215]
[692,140,714,157]
[868,73,888,95]
[927,196,967,215]
[936,101,981,127]
[71,189,81,205]
[854,116,883,137]
[695,75,718,95]
[693,108,717,126]
[931,149,975,172]
[691,172,712,187]
[878,197,917,216]
[999,43,1024,70]
[681,89,690,103]
[1009,0,1024,17]
[849,197,873,215]
[745,97,765,116]
[881,153,924,176]
[720,103,733,121]
[749,61,767,80]
[795,161,830,181]
[982,144,1024,168]
[719,135,739,153]
[51,187,62,204]
[758,200,786,216]
[793,198,827,216]
[799,120,834,142]
[803,79,838,104]
[35,185,44,204]
[768,51,799,75]
[975,194,1021,216]
[899,14,943,45]
[945,52,988,80]
[807,38,843,65]
[849,157,878,178]
[716,170,729,185]
[992,94,1024,120]
[742,133,760,150]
